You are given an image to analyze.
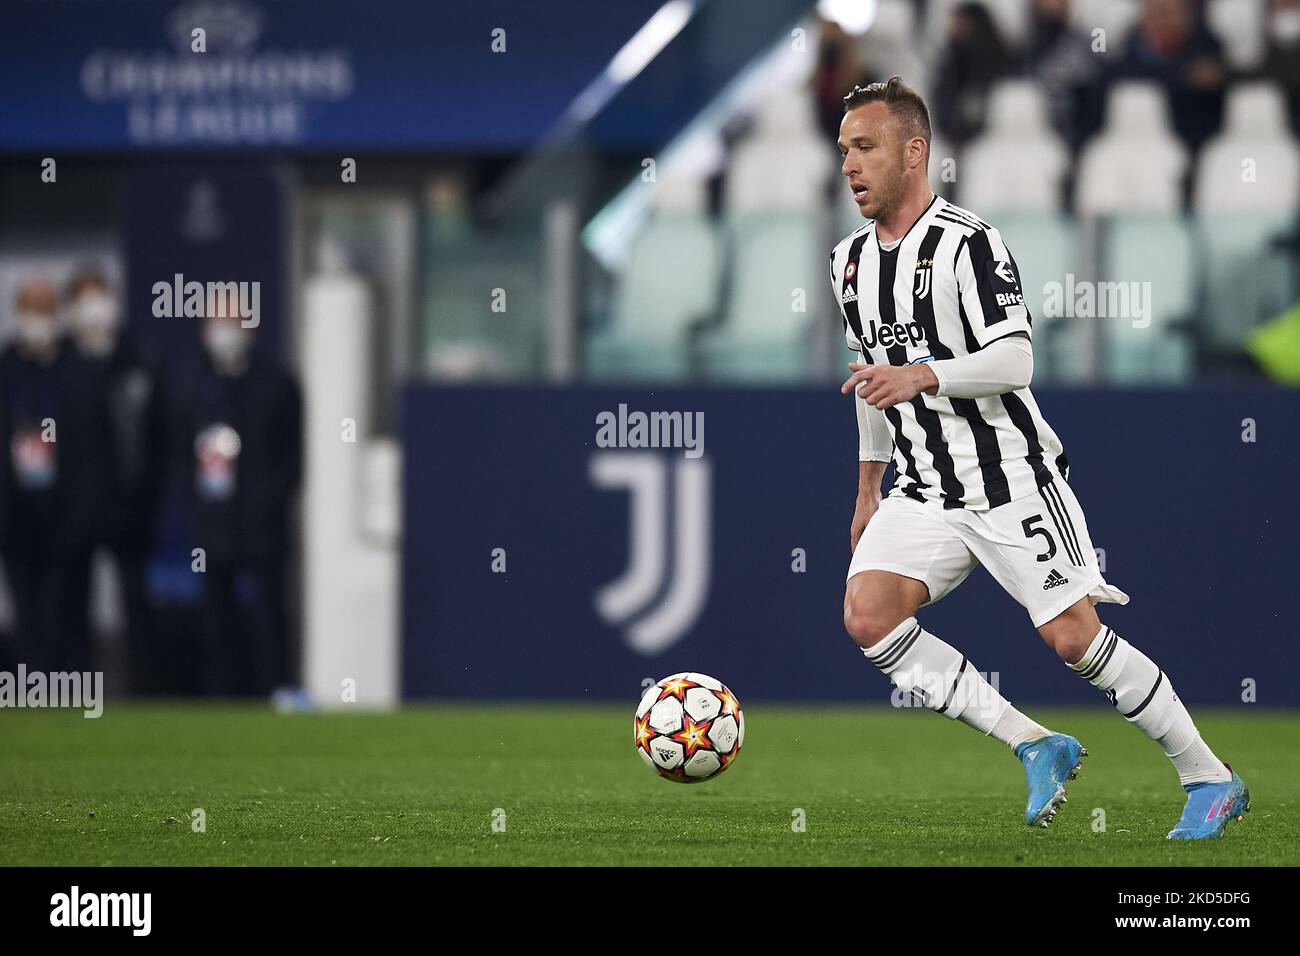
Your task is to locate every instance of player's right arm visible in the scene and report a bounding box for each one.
[852,460,887,551]
[832,243,894,551]
[852,389,892,551]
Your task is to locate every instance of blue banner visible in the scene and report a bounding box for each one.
[402,386,1300,706]
[0,0,657,151]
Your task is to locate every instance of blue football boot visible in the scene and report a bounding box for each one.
[1014,733,1087,828]
[1167,765,1250,840]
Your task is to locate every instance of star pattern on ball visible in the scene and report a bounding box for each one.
[636,674,742,785]
[659,676,698,701]
[670,714,713,758]
[634,713,655,753]
[717,686,740,716]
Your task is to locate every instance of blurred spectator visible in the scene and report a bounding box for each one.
[1021,0,1106,153]
[66,268,168,691]
[1259,0,1300,137]
[1116,0,1227,153]
[932,3,1012,148]
[175,291,301,696]
[813,18,868,142]
[0,278,104,672]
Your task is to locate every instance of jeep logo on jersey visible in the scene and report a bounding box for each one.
[861,318,927,351]
[914,258,933,299]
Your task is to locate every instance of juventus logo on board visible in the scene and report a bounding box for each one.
[590,451,712,655]
[914,258,933,299]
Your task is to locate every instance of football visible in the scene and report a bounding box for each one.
[634,672,744,783]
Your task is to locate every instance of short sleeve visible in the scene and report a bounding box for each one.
[954,227,1033,348]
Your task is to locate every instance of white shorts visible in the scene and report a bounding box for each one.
[847,478,1129,628]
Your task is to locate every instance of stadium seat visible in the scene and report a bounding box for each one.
[1068,0,1140,51]
[1100,215,1196,383]
[1191,83,1300,351]
[960,81,1069,215]
[726,91,836,211]
[586,178,722,381]
[1207,0,1266,70]
[705,92,833,380]
[1193,82,1300,215]
[1076,82,1188,216]
[700,210,822,381]
[854,0,931,100]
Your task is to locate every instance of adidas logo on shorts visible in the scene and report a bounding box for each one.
[1042,569,1069,591]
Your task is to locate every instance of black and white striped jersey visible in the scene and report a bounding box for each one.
[830,194,1069,511]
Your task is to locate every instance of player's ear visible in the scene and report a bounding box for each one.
[907,136,926,171]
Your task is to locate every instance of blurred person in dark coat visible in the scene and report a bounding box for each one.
[175,290,301,696]
[1116,0,1227,153]
[1021,0,1105,153]
[66,268,168,690]
[932,3,1012,148]
[0,278,103,672]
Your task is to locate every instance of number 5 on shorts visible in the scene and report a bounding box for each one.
[1021,514,1057,563]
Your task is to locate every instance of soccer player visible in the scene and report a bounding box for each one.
[832,77,1247,838]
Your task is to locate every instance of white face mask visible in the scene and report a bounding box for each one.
[72,292,120,357]
[203,322,251,368]
[74,291,119,333]
[16,311,58,352]
[1273,9,1300,44]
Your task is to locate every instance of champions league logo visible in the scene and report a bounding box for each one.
[79,0,355,145]
[165,0,264,54]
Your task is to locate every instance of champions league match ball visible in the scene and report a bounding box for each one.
[634,673,744,783]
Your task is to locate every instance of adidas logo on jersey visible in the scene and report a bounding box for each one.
[1042,569,1069,590]
[841,287,858,304]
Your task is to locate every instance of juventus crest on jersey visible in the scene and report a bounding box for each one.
[830,195,1070,511]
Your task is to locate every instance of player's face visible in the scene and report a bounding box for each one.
[838,103,909,221]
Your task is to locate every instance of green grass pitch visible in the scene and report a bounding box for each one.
[1,704,1296,866]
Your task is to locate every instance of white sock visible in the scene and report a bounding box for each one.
[863,617,1051,748]
[1071,625,1230,787]
[990,706,1056,751]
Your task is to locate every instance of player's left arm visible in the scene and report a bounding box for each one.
[841,333,1032,408]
